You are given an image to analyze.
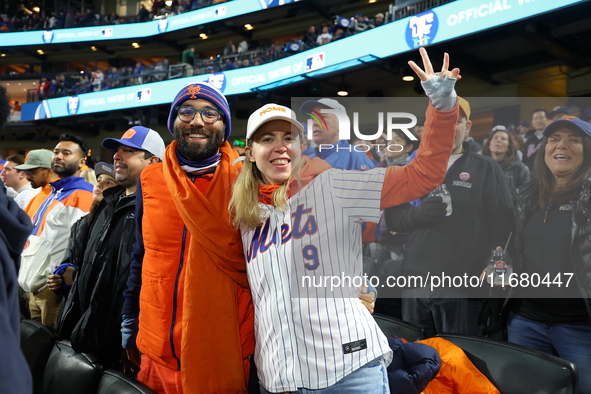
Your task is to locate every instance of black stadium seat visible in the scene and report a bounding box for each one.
[40,340,103,394]
[97,370,157,394]
[20,319,56,393]
[437,334,578,394]
[373,313,425,342]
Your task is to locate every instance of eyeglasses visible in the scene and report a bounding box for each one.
[176,106,223,124]
[23,168,43,176]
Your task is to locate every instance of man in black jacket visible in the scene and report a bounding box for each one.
[385,98,514,338]
[53,126,165,368]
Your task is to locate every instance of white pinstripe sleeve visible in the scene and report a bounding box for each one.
[325,167,386,224]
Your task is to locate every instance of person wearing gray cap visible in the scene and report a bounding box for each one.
[14,149,58,219]
[18,134,94,333]
[52,126,164,369]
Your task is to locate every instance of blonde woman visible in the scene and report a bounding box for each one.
[230,48,461,393]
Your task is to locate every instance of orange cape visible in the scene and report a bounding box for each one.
[163,141,252,393]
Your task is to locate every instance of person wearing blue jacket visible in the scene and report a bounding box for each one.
[299,98,376,170]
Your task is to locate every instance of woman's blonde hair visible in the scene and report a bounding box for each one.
[229,136,304,229]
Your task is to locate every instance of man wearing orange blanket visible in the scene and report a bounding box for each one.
[121,81,255,393]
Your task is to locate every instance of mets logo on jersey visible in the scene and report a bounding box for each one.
[42,30,54,44]
[247,204,318,264]
[459,172,470,181]
[306,53,325,72]
[208,73,227,92]
[405,11,439,48]
[158,19,169,33]
[67,96,80,116]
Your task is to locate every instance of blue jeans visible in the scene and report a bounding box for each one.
[507,312,591,394]
[259,357,389,394]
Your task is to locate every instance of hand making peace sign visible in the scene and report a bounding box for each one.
[408,47,461,82]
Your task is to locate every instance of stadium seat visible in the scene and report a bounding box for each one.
[373,313,425,342]
[20,319,56,393]
[437,334,578,394]
[97,370,157,394]
[40,340,103,394]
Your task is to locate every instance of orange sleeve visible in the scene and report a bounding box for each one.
[380,102,458,210]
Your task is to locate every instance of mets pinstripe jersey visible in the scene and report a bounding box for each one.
[242,167,393,392]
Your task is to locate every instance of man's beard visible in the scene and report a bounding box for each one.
[174,123,225,162]
[52,160,78,178]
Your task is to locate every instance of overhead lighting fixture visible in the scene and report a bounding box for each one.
[244,24,253,30]
[368,0,377,3]
[37,49,44,55]
[0,53,5,57]
[165,0,173,5]
[199,33,208,39]
[90,46,97,51]
[132,42,140,48]
[337,89,349,97]
[402,75,414,81]
[33,7,40,12]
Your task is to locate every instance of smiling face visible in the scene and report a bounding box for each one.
[245,120,302,185]
[113,144,156,193]
[173,98,226,162]
[384,133,413,161]
[544,128,585,182]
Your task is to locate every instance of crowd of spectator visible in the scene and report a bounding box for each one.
[4,0,450,103]
[0,0,453,33]
[32,59,171,100]
[0,0,230,33]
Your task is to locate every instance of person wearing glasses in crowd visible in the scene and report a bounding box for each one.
[121,82,255,393]
[15,150,57,218]
[17,135,94,332]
